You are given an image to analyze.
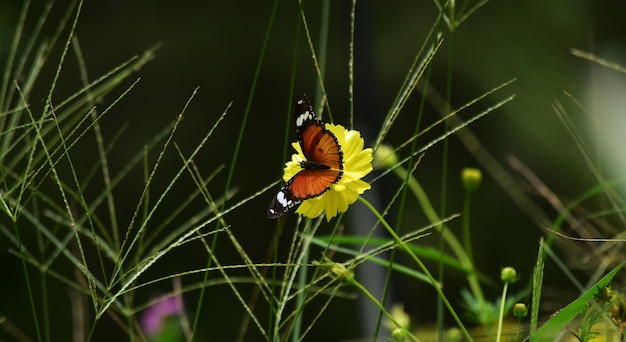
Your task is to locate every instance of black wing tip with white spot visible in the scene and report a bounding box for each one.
[267,186,301,219]
[267,207,283,219]
[295,94,317,127]
[296,93,310,103]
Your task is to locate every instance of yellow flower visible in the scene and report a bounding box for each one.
[282,123,373,221]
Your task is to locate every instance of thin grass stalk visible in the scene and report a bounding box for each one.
[358,196,472,340]
[72,36,121,248]
[273,218,318,340]
[371,13,446,341]
[297,0,331,120]
[0,0,29,114]
[373,22,444,151]
[286,214,346,341]
[5,0,79,119]
[348,0,356,128]
[552,96,626,228]
[42,0,84,120]
[529,238,544,338]
[437,21,454,340]
[183,154,272,341]
[352,280,420,342]
[100,90,199,315]
[312,0,330,114]
[96,174,275,322]
[192,0,279,338]
[263,14,302,342]
[289,1,331,340]
[22,91,99,315]
[291,246,308,342]
[15,218,44,341]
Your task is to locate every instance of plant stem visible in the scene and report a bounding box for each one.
[351,280,420,342]
[462,193,474,263]
[393,165,484,303]
[496,282,509,342]
[358,196,472,341]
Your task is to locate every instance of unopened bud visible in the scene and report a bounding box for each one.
[461,167,482,193]
[373,144,398,170]
[513,303,528,317]
[501,267,519,284]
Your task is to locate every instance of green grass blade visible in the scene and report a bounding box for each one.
[531,262,624,341]
[529,237,545,337]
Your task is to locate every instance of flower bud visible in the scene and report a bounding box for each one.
[444,328,463,342]
[373,144,398,170]
[513,303,528,317]
[500,267,519,284]
[325,262,354,284]
[389,303,410,329]
[461,167,482,193]
[391,327,408,341]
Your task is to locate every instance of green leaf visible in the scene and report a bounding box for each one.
[531,262,624,341]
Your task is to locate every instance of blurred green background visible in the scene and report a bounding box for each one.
[1,0,626,340]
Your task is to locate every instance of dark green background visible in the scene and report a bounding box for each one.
[1,0,625,340]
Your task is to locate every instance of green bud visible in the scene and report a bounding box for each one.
[500,267,519,284]
[373,144,398,170]
[461,167,482,193]
[327,262,354,284]
[384,303,410,337]
[391,327,408,341]
[444,328,463,342]
[390,303,410,329]
[513,303,528,317]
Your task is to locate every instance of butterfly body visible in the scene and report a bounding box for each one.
[268,94,343,219]
[300,160,331,170]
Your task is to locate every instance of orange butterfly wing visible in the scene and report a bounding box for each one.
[290,120,343,199]
[268,94,343,219]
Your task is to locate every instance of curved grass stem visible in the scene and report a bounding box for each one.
[357,196,472,341]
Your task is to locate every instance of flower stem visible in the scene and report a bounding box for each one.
[393,165,484,304]
[462,193,474,263]
[357,196,472,341]
[350,280,419,341]
[496,282,509,342]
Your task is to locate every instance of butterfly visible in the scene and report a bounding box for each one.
[267,94,344,219]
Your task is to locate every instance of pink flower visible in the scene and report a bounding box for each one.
[141,294,184,336]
